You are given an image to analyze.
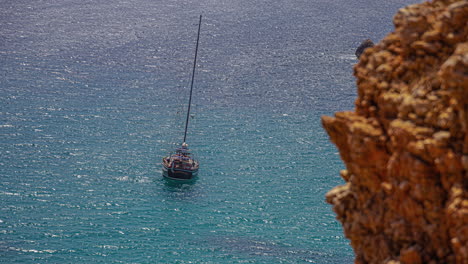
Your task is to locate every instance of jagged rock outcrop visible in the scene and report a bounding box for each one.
[322,1,467,263]
[356,39,375,59]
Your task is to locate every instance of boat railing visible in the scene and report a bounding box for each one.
[166,152,198,170]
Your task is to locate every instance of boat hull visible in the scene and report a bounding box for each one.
[162,164,198,180]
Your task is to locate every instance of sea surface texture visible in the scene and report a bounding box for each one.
[1,0,416,263]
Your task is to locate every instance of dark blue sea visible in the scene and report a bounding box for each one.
[1,0,417,263]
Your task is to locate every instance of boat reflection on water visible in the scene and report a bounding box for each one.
[162,175,198,188]
[161,173,200,200]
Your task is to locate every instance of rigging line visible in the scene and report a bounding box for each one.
[183,15,202,143]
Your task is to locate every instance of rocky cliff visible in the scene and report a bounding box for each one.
[321,1,467,263]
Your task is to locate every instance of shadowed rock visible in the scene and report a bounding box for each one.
[355,39,374,59]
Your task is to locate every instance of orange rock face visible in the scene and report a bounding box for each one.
[321,1,467,263]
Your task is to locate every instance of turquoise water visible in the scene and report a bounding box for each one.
[1,0,416,263]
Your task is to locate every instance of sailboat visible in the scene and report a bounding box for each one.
[162,15,202,180]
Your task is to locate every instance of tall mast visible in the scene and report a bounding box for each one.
[183,15,202,144]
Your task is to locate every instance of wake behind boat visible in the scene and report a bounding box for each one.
[162,15,202,181]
